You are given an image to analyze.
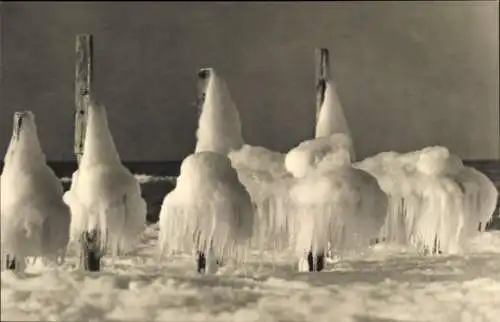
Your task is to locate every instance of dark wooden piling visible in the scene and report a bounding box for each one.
[197,251,206,274]
[315,48,330,123]
[74,34,101,272]
[80,230,101,272]
[307,251,325,272]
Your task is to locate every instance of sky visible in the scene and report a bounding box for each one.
[0,1,498,161]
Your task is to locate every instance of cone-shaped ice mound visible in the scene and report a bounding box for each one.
[63,101,146,256]
[1,111,70,269]
[315,81,355,160]
[195,69,244,155]
[158,152,254,261]
[355,146,499,254]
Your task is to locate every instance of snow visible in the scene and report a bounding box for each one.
[2,224,499,322]
[0,111,70,267]
[315,80,355,161]
[63,101,147,256]
[195,68,244,155]
[355,147,499,254]
[158,152,255,261]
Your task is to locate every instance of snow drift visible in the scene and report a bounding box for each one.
[355,146,498,254]
[63,101,146,256]
[1,111,70,268]
[195,69,244,155]
[285,134,387,258]
[158,152,254,261]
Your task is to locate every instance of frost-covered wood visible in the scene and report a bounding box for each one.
[75,34,93,163]
[315,48,330,121]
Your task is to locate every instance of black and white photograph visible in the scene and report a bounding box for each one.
[1,1,499,321]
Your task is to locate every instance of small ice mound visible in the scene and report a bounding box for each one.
[416,146,463,176]
[63,101,146,256]
[285,133,353,179]
[158,152,254,261]
[1,111,70,268]
[315,81,355,160]
[288,167,388,258]
[195,69,244,155]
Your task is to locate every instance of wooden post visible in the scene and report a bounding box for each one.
[197,68,212,117]
[75,34,93,164]
[74,34,101,272]
[315,48,330,122]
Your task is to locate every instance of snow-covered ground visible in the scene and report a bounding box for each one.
[2,224,499,322]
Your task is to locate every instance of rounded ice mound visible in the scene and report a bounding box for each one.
[159,151,254,260]
[1,111,70,268]
[63,101,147,256]
[285,133,353,178]
[416,146,464,176]
[288,167,388,257]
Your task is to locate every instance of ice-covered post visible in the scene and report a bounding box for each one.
[315,48,330,123]
[3,112,27,270]
[195,68,215,274]
[307,48,330,272]
[74,34,100,272]
[197,68,212,117]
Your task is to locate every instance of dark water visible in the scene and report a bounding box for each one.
[1,160,499,228]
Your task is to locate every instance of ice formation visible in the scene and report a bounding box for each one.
[1,111,70,268]
[284,134,388,259]
[63,101,146,256]
[194,69,244,155]
[228,145,293,250]
[158,152,254,261]
[315,81,355,161]
[285,133,353,178]
[191,68,292,250]
[355,146,498,254]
